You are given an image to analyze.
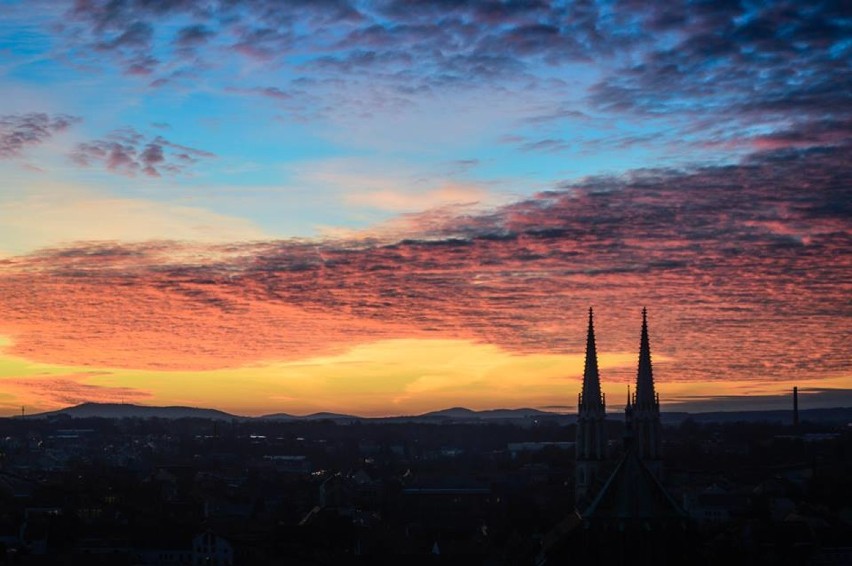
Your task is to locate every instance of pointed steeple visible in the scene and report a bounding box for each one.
[576,307,607,504]
[635,307,657,407]
[581,307,603,408]
[629,308,663,475]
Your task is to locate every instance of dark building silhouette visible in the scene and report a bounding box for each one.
[624,307,663,478]
[575,308,607,504]
[793,385,799,428]
[541,308,693,565]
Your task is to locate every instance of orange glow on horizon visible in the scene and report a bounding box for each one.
[1,336,847,418]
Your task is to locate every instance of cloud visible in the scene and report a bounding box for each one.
[25,0,840,155]
[344,183,490,212]
[589,1,852,148]
[286,157,505,216]
[0,186,269,256]
[173,24,215,48]
[0,113,80,159]
[2,372,151,410]
[0,144,848,389]
[225,86,294,101]
[28,0,840,154]
[519,137,571,154]
[71,127,214,177]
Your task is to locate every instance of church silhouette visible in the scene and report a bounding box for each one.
[538,308,697,565]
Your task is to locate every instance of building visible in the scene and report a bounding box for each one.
[624,307,663,478]
[541,308,693,565]
[574,308,607,505]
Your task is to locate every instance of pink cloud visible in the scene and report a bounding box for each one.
[2,372,151,410]
[0,145,848,388]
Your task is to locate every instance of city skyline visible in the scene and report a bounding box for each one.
[0,1,849,416]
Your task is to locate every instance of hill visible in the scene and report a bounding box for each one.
[32,403,238,420]
[23,403,852,425]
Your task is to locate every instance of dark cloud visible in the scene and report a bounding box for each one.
[750,118,852,150]
[230,26,296,61]
[590,0,852,148]
[173,24,214,47]
[49,0,849,148]
[71,127,214,177]
[124,54,159,75]
[63,0,363,71]
[94,20,153,50]
[523,107,588,125]
[0,113,80,159]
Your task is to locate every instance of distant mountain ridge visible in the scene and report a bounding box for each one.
[33,402,237,420]
[20,402,852,425]
[28,403,567,422]
[661,407,852,425]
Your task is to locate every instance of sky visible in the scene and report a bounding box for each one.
[0,0,849,417]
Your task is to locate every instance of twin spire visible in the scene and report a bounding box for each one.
[580,307,657,410]
[577,307,664,490]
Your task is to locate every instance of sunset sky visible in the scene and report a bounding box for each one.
[0,0,849,416]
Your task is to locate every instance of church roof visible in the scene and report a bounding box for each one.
[582,447,685,520]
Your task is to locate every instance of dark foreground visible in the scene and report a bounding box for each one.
[0,413,849,565]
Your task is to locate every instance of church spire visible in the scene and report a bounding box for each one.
[581,307,603,408]
[576,307,607,504]
[635,307,657,408]
[628,308,663,476]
